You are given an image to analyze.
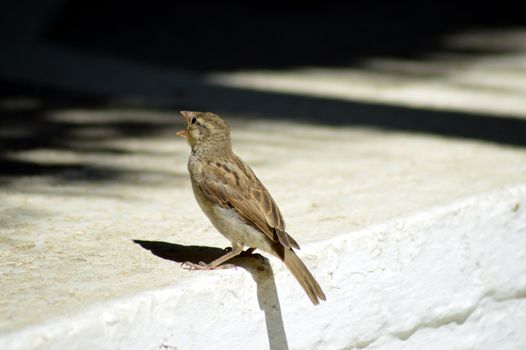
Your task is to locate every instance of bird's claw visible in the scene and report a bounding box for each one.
[181,261,209,270]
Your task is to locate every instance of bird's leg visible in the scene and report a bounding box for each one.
[208,245,243,268]
[182,244,243,271]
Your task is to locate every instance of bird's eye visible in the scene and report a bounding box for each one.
[191,117,197,125]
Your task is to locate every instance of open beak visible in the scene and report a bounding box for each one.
[177,111,197,138]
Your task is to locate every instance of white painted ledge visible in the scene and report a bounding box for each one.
[2,186,525,350]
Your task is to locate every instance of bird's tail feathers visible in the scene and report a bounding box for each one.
[282,248,326,305]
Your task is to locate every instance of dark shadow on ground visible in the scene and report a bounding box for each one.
[133,239,290,350]
[1,1,525,186]
[0,82,187,182]
[186,84,526,147]
[2,79,525,185]
[47,2,525,71]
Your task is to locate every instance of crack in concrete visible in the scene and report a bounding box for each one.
[349,288,526,350]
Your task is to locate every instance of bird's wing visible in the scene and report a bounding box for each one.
[197,155,299,249]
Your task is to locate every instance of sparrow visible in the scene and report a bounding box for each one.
[177,111,326,305]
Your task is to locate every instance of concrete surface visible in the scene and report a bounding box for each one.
[1,109,526,349]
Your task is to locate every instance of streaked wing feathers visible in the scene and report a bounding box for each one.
[197,155,299,249]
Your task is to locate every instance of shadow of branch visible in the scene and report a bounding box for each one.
[133,239,289,350]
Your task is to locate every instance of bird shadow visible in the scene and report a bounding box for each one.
[133,239,290,350]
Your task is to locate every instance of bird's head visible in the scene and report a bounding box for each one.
[177,111,231,152]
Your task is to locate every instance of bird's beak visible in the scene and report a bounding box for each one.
[177,110,196,138]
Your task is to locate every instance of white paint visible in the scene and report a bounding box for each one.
[2,186,525,350]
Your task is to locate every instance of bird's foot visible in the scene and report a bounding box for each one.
[181,261,236,271]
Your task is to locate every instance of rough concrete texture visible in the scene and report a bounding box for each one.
[1,108,526,349]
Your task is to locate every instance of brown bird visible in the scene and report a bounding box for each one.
[177,111,326,305]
